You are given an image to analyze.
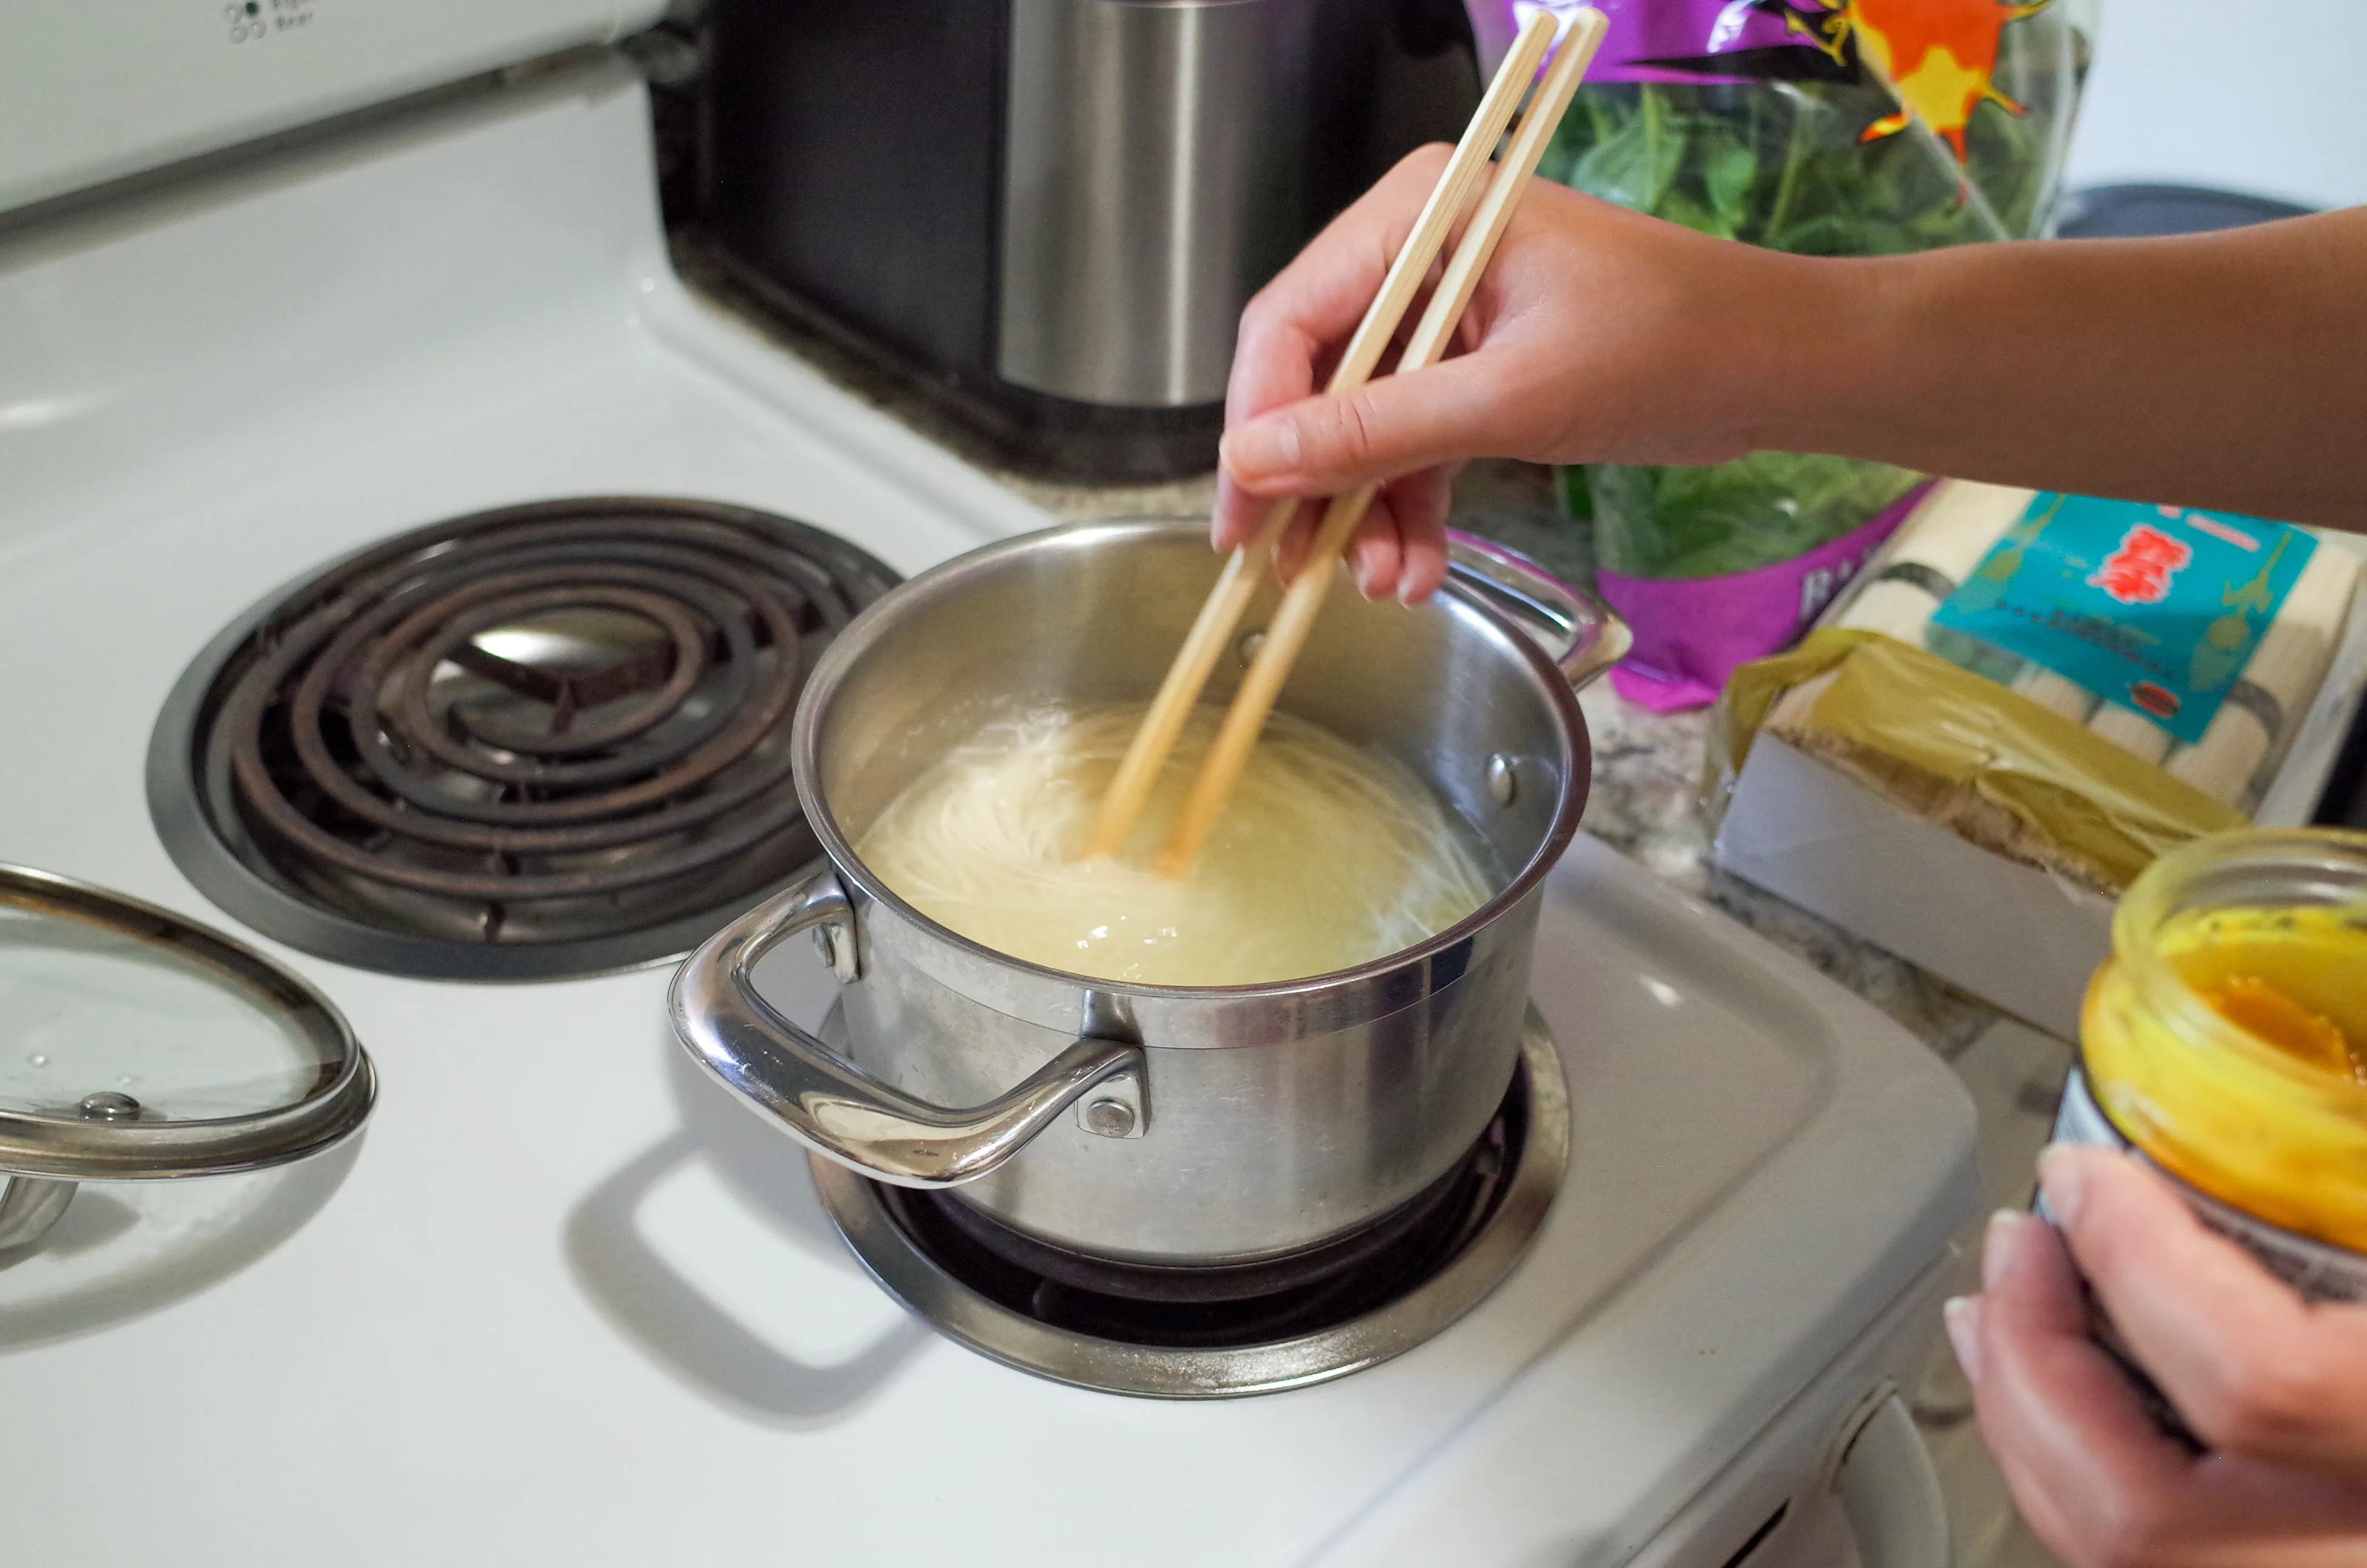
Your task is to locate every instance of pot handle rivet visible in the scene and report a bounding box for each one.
[1081,1099,1136,1137]
[1486,753,1518,807]
[1075,1067,1147,1139]
[810,920,858,983]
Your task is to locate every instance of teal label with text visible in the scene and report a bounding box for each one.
[1930,494,2315,743]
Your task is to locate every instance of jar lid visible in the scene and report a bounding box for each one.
[0,865,375,1182]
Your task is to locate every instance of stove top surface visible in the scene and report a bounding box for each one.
[0,53,1977,1568]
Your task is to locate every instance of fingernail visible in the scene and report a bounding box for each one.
[1222,417,1302,481]
[1982,1208,2027,1291]
[1354,558,1381,598]
[2037,1143,2086,1227]
[1944,1296,1984,1385]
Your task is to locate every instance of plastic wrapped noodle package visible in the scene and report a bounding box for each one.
[1838,483,2361,812]
[1711,480,2365,895]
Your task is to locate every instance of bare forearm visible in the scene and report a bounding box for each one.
[1774,210,2367,530]
[1216,169,2367,581]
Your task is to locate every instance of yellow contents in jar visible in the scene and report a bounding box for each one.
[2202,974,2356,1079]
[2084,902,2367,1248]
[854,702,1495,987]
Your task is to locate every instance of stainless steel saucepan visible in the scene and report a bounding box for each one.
[671,519,1624,1266]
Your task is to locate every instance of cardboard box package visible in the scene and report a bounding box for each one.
[1713,534,2367,1039]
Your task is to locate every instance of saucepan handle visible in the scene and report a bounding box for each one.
[669,869,1141,1189]
[1445,531,1631,691]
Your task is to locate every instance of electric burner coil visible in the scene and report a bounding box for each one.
[149,498,896,980]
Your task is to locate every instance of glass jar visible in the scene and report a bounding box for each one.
[2080,826,2367,1254]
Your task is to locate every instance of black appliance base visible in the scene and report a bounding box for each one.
[682,238,1221,485]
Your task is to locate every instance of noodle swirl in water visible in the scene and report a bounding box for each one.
[856,703,1494,987]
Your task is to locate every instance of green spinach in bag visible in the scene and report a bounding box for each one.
[1510,0,2089,707]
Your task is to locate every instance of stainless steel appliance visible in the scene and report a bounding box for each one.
[694,0,1482,480]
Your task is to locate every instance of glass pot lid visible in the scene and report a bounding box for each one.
[0,865,375,1190]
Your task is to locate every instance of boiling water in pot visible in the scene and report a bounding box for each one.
[855,703,1494,986]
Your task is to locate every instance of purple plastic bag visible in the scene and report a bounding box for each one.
[1472,0,1852,85]
[1597,481,1931,711]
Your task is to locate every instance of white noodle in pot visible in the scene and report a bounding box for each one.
[854,703,1494,988]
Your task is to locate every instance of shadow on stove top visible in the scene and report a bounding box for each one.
[561,1038,928,1427]
[0,1137,360,1353]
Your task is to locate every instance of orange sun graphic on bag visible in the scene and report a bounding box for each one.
[1790,0,2051,161]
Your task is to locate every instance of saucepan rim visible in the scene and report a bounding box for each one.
[788,517,1592,1002]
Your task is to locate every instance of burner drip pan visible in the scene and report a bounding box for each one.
[812,1006,1570,1398]
[147,498,896,980]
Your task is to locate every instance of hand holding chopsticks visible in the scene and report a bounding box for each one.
[1083,6,1610,876]
[1077,7,1571,865]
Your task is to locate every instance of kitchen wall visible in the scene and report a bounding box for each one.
[2065,0,2365,210]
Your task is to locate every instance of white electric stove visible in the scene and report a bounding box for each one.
[0,42,1977,1568]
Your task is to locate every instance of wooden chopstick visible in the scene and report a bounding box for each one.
[1077,8,1563,863]
[1153,7,1608,880]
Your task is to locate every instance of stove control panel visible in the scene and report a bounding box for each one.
[0,0,666,216]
